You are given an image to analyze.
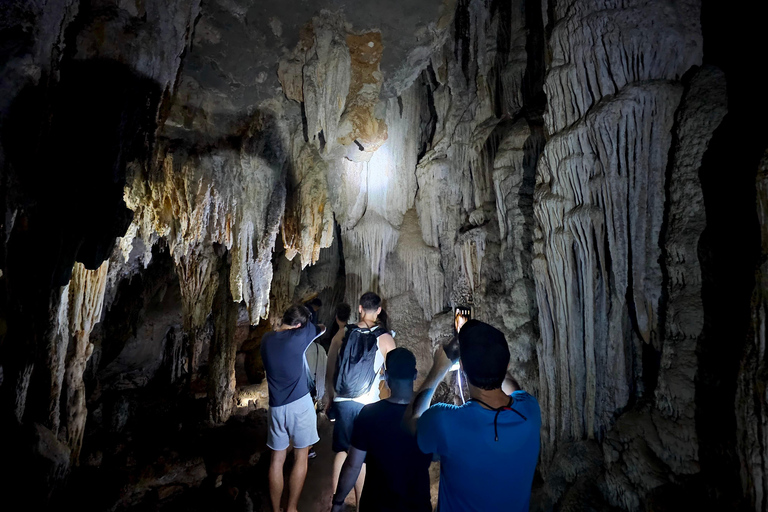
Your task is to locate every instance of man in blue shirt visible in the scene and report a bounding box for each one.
[261,305,325,512]
[404,319,541,512]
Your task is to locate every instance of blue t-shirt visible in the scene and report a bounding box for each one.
[417,391,541,512]
[260,323,322,407]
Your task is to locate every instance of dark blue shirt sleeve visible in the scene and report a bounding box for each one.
[296,322,322,352]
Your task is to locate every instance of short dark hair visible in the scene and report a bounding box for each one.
[359,292,381,312]
[307,297,322,308]
[385,347,417,380]
[335,303,352,322]
[282,305,310,328]
[458,320,510,390]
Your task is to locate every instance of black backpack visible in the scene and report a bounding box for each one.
[333,324,381,398]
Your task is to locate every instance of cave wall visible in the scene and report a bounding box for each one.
[1,0,767,510]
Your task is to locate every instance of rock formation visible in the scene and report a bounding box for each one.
[1,0,766,510]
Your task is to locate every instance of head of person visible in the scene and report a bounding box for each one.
[458,320,510,390]
[335,302,351,323]
[384,347,417,386]
[282,304,310,329]
[307,297,322,312]
[359,291,382,318]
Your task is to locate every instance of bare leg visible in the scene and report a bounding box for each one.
[353,463,366,512]
[269,449,288,512]
[286,446,310,512]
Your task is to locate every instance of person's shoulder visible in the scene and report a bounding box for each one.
[261,331,275,347]
[511,391,541,415]
[422,401,460,420]
[511,390,538,403]
[356,401,382,427]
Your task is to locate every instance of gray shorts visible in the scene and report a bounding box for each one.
[267,393,319,451]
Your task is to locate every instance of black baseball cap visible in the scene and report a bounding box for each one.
[458,320,510,389]
[385,347,417,380]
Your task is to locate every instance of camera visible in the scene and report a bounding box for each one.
[444,305,471,368]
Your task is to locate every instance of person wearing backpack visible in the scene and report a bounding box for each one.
[330,347,431,512]
[261,305,326,512]
[325,292,396,510]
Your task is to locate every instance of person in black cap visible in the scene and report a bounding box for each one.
[403,319,541,512]
[330,347,432,512]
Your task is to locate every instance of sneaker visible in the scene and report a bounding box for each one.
[308,447,317,459]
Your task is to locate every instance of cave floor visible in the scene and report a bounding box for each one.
[294,416,355,512]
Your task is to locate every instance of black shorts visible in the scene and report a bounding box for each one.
[331,400,365,453]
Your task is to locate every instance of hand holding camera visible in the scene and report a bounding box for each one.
[442,306,471,365]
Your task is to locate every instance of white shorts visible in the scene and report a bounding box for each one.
[267,393,319,451]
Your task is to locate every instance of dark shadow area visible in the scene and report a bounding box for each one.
[0,57,164,509]
[695,0,768,508]
[0,49,291,509]
[1,57,162,412]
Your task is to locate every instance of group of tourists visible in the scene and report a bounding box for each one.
[260,291,541,512]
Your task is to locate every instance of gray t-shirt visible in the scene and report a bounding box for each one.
[305,341,328,400]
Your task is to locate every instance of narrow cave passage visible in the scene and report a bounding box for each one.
[1,1,767,511]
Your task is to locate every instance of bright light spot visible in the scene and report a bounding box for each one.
[367,144,392,198]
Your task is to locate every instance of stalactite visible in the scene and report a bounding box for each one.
[543,0,702,135]
[342,211,400,305]
[125,131,286,323]
[282,141,335,269]
[301,13,352,153]
[62,260,109,463]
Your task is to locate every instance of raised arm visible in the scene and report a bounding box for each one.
[502,374,520,394]
[330,446,367,512]
[377,331,396,358]
[403,344,453,435]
